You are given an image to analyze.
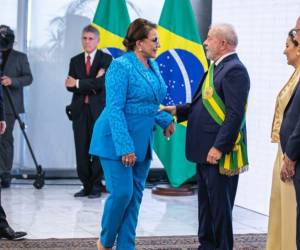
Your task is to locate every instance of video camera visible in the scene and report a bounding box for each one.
[0,25,44,189]
[0,25,14,76]
[0,25,15,51]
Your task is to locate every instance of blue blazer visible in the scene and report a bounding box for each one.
[176,54,250,164]
[280,79,300,178]
[90,52,172,161]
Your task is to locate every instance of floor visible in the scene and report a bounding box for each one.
[1,180,268,239]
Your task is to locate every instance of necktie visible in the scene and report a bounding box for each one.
[84,55,91,103]
[86,55,91,75]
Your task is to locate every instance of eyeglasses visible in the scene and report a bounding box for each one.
[145,37,160,44]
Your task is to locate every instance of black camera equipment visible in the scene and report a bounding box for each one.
[0,25,44,189]
[0,25,14,51]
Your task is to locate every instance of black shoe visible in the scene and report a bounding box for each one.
[88,190,101,199]
[74,189,89,197]
[100,185,107,193]
[1,173,11,188]
[1,180,11,188]
[0,226,27,240]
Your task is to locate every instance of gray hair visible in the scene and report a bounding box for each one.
[210,23,238,48]
[82,24,99,37]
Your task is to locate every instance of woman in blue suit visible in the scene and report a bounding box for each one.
[90,18,174,250]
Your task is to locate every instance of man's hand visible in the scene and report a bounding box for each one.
[280,163,290,182]
[96,68,105,78]
[163,122,175,140]
[1,76,12,86]
[0,121,6,134]
[65,76,77,88]
[280,153,296,182]
[207,147,222,165]
[284,153,296,177]
[122,153,137,167]
[159,105,176,116]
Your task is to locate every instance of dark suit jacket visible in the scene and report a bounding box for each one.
[0,85,4,121]
[176,53,250,164]
[280,79,300,178]
[2,50,33,114]
[67,50,112,120]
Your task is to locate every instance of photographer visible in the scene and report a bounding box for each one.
[0,74,26,239]
[0,25,33,188]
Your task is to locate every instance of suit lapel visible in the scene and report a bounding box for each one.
[3,50,15,74]
[90,50,101,76]
[129,53,160,102]
[78,53,87,77]
[214,53,238,79]
[80,50,102,77]
[214,53,237,79]
[149,60,164,101]
[285,80,300,113]
[192,54,238,103]
[192,71,207,102]
[213,63,224,79]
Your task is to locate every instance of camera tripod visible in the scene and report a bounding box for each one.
[3,86,45,189]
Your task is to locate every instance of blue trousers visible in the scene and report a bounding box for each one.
[99,158,151,250]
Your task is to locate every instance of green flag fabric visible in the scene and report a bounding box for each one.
[92,0,130,58]
[154,0,208,187]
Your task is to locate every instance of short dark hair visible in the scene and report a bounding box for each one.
[123,18,157,51]
[82,24,99,37]
[288,29,299,46]
[0,25,15,50]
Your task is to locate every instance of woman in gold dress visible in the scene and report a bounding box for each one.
[267,28,300,250]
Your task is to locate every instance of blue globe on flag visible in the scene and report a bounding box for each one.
[156,49,205,105]
[102,47,124,59]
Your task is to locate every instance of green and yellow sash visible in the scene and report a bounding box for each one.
[202,63,248,176]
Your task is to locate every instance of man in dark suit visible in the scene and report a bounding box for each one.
[279,21,300,249]
[0,72,26,240]
[0,25,33,188]
[163,24,250,250]
[65,25,112,198]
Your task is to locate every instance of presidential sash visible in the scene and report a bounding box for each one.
[202,63,248,175]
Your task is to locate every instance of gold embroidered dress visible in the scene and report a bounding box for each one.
[266,67,300,250]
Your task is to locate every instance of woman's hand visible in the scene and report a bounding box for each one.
[159,105,176,116]
[163,121,175,140]
[122,153,137,167]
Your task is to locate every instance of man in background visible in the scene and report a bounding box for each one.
[0,69,26,240]
[0,25,33,188]
[65,25,112,198]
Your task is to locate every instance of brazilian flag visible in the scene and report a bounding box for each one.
[154,0,208,187]
[92,0,130,58]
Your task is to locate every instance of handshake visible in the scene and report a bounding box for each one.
[160,105,177,141]
[160,105,222,164]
